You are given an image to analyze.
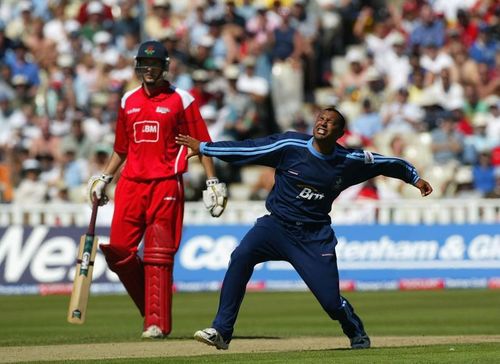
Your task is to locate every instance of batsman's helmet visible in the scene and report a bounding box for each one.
[135,40,170,80]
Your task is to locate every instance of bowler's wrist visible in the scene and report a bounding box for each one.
[200,142,207,154]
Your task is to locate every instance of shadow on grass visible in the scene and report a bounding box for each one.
[232,336,282,340]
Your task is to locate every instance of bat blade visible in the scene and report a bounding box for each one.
[67,233,98,324]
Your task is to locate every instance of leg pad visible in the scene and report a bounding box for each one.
[100,244,145,316]
[143,246,176,335]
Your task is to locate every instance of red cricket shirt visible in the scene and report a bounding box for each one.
[114,84,212,181]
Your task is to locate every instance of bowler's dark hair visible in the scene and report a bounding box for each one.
[322,106,346,130]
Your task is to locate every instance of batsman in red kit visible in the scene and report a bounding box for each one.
[87,40,228,339]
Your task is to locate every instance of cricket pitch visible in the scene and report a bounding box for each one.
[1,335,499,363]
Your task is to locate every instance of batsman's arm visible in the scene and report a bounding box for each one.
[88,151,127,205]
[199,154,217,180]
[102,151,127,177]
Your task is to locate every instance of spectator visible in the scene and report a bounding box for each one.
[189,69,213,107]
[485,167,500,198]
[159,28,187,65]
[249,166,275,200]
[269,7,304,63]
[463,114,498,164]
[77,0,114,26]
[469,23,498,68]
[60,118,94,161]
[200,104,225,142]
[5,1,35,41]
[477,62,500,99]
[450,45,480,86]
[13,158,47,204]
[187,35,216,71]
[0,0,497,203]
[431,114,464,165]
[420,42,454,84]
[144,0,182,40]
[0,149,13,202]
[203,0,226,24]
[237,0,257,22]
[29,117,61,162]
[0,21,14,62]
[429,67,465,111]
[79,1,108,43]
[357,66,388,111]
[60,145,88,193]
[381,87,424,133]
[409,4,445,49]
[463,83,489,121]
[382,32,412,92]
[220,64,258,141]
[4,40,40,92]
[36,152,59,194]
[223,1,246,29]
[350,98,382,140]
[168,56,193,91]
[337,48,367,99]
[472,151,496,196]
[185,5,209,48]
[88,144,111,177]
[455,8,479,48]
[236,56,269,100]
[113,1,141,39]
[485,97,500,143]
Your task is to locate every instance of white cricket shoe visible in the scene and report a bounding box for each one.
[141,325,164,339]
[350,334,371,349]
[194,328,229,350]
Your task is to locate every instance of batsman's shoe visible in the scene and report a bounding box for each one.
[350,334,371,349]
[141,325,164,339]
[194,328,229,350]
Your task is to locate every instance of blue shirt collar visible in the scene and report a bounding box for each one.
[307,137,337,160]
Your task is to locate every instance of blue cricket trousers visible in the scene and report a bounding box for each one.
[212,214,366,341]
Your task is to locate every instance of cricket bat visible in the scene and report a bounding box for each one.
[67,199,99,324]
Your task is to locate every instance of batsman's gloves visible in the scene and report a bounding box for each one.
[87,174,113,206]
[203,178,228,217]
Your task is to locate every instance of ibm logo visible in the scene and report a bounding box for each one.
[133,121,160,143]
[297,187,325,201]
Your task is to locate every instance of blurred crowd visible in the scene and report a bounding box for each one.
[0,0,499,205]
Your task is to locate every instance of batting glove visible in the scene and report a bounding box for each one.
[87,174,113,206]
[203,178,228,217]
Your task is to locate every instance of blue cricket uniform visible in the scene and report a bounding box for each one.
[199,131,421,341]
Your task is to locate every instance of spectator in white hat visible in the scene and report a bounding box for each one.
[80,1,108,42]
[13,158,47,204]
[5,0,34,41]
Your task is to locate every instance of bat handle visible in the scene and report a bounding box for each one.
[87,199,99,236]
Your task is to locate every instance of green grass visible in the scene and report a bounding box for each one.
[1,290,499,362]
[47,343,500,364]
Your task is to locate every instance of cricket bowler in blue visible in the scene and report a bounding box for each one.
[176,106,433,350]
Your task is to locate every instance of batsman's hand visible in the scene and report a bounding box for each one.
[414,178,433,197]
[87,174,113,206]
[175,134,201,159]
[203,178,228,217]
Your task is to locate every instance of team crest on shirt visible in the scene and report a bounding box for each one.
[333,177,343,190]
[156,106,170,114]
